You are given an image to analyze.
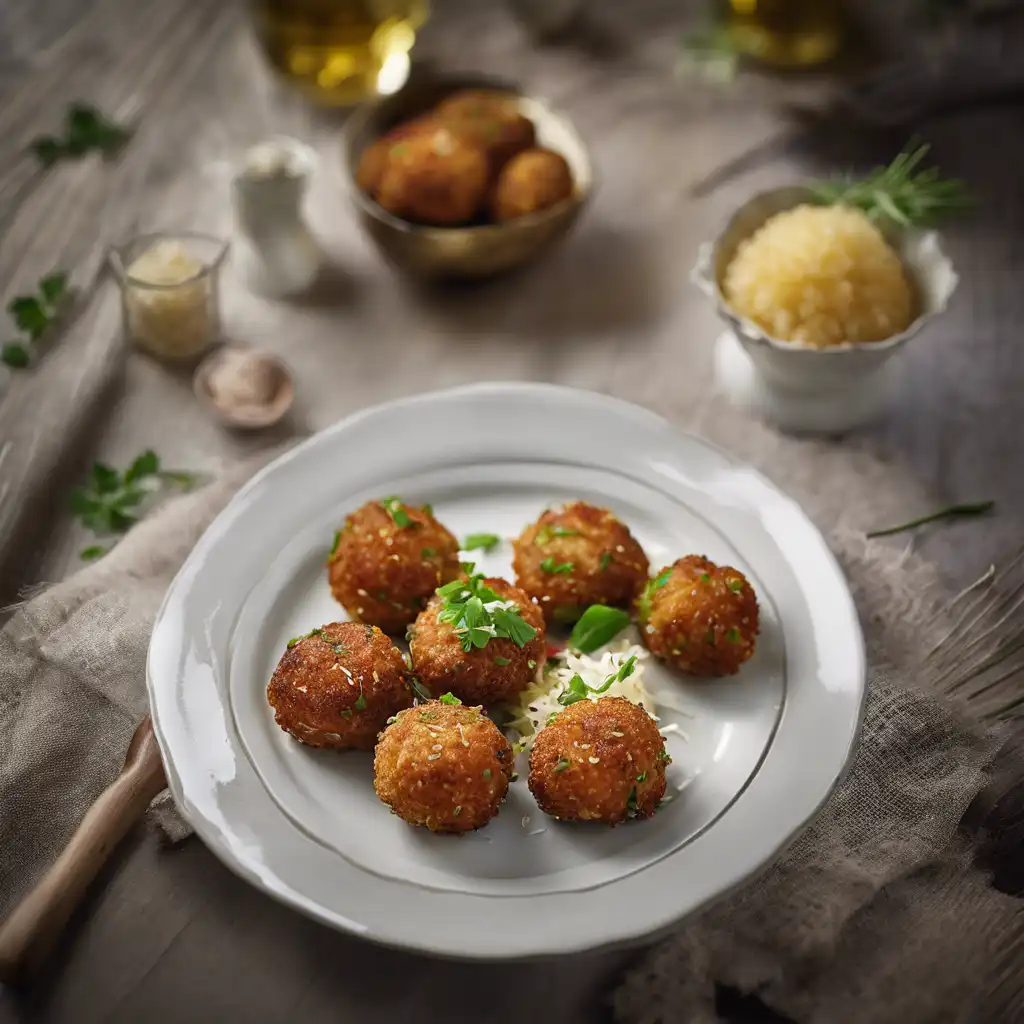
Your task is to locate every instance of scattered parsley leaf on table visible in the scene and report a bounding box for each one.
[30,104,133,167]
[70,450,198,557]
[1,271,70,369]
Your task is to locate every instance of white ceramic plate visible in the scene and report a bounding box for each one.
[148,383,865,959]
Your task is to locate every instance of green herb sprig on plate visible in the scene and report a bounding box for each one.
[436,562,538,653]
[71,450,199,560]
[569,605,631,654]
[558,655,638,707]
[808,142,974,228]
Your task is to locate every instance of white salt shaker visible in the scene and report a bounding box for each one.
[232,137,321,298]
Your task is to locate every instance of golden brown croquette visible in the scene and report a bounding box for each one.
[409,577,546,706]
[491,148,573,222]
[327,498,460,635]
[638,555,759,676]
[513,501,649,622]
[267,621,412,750]
[374,699,514,832]
[528,696,667,824]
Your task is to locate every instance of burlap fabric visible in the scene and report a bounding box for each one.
[2,403,1023,1023]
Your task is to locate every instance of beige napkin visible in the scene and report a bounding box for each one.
[2,420,1023,1023]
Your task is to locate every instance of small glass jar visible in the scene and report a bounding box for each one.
[109,232,228,363]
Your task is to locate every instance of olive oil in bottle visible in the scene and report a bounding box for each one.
[251,0,429,106]
[726,0,842,68]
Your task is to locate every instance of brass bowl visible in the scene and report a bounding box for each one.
[341,73,593,281]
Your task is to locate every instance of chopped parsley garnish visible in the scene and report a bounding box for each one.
[421,503,433,516]
[569,604,631,654]
[555,757,570,773]
[30,104,132,166]
[528,659,537,670]
[493,656,511,666]
[540,557,574,575]
[340,709,353,718]
[436,562,538,653]
[626,786,638,816]
[380,496,413,528]
[410,677,433,702]
[329,641,349,657]
[462,532,502,553]
[636,771,647,782]
[546,711,560,725]
[658,748,672,764]
[725,628,741,644]
[328,529,342,560]
[700,572,710,583]
[439,692,462,705]
[386,715,399,725]
[558,656,637,706]
[421,548,436,559]
[3,271,71,369]
[599,552,613,571]
[727,578,744,593]
[637,567,673,621]
[482,768,491,780]
[354,682,367,711]
[536,525,580,546]
[287,627,323,648]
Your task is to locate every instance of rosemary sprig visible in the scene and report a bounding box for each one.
[866,500,994,539]
[808,142,975,228]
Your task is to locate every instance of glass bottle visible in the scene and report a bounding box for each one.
[726,0,843,69]
[250,0,430,106]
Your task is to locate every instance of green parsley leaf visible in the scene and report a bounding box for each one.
[38,272,68,307]
[540,556,574,575]
[626,786,639,816]
[410,677,433,702]
[354,682,367,711]
[30,136,64,166]
[439,692,462,705]
[437,563,537,652]
[381,496,413,528]
[462,532,502,553]
[124,449,159,484]
[421,503,433,515]
[599,551,613,571]
[636,771,647,782]
[482,768,491,780]
[658,748,672,764]
[287,627,323,648]
[637,567,673,622]
[555,757,570,772]
[727,578,744,593]
[493,656,511,666]
[557,656,637,706]
[725,628,741,644]
[536,524,580,546]
[569,604,631,654]
[79,544,107,561]
[700,572,710,583]
[328,530,343,560]
[421,547,436,559]
[546,711,560,725]
[31,104,133,166]
[1,343,29,368]
[9,296,49,339]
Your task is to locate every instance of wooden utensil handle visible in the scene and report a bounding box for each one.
[0,758,166,985]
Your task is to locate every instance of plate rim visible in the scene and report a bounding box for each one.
[147,382,866,958]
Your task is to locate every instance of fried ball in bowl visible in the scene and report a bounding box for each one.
[491,148,573,222]
[327,498,460,634]
[529,696,668,825]
[355,117,439,197]
[374,698,514,832]
[267,621,412,750]
[638,555,759,676]
[409,576,546,706]
[513,501,649,622]
[434,89,536,174]
[375,126,489,225]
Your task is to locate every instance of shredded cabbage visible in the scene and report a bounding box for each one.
[505,641,656,750]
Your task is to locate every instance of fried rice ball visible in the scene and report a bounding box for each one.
[529,696,668,825]
[491,148,574,222]
[434,90,536,174]
[638,555,759,676]
[375,126,489,225]
[355,116,439,197]
[374,699,514,832]
[267,621,412,750]
[512,501,650,622]
[409,576,546,706]
[327,498,460,634]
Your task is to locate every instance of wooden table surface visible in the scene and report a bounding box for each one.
[1,1,1022,1021]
